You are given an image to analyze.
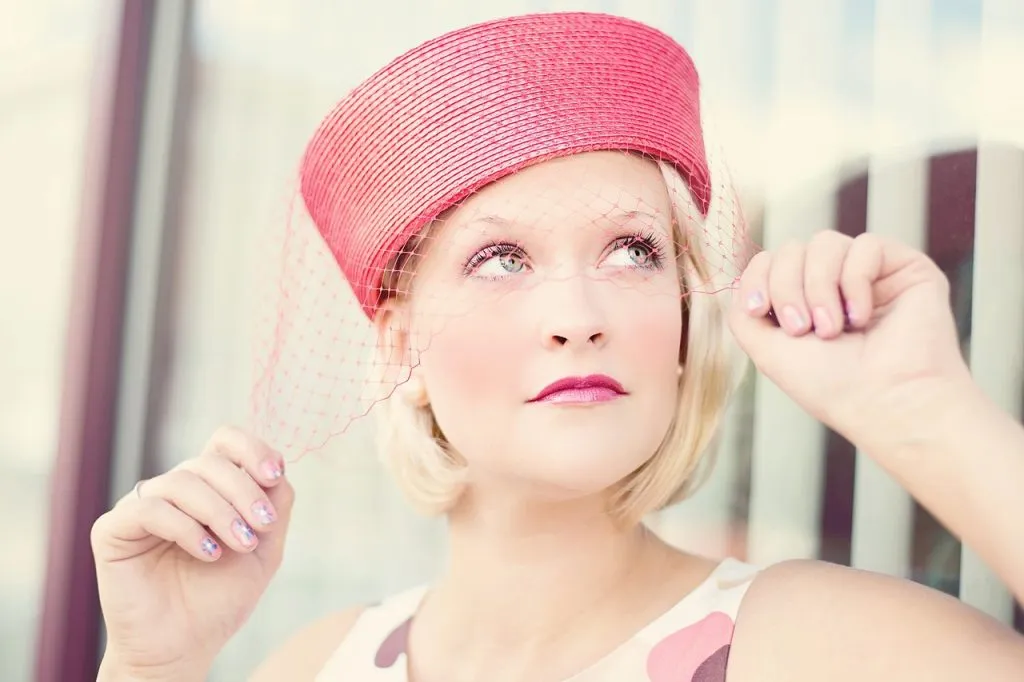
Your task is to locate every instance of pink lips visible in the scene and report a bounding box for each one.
[528,374,626,404]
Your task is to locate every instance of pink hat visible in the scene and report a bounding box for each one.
[298,12,710,319]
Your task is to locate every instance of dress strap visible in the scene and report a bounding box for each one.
[314,585,427,681]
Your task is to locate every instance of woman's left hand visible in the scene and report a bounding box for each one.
[727,231,973,455]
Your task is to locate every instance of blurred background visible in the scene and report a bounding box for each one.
[3,0,1022,680]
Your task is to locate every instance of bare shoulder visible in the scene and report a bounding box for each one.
[726,559,1024,682]
[248,605,366,682]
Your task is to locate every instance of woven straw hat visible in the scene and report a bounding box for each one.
[298,11,710,318]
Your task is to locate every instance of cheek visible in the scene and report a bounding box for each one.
[619,293,684,370]
[415,310,522,413]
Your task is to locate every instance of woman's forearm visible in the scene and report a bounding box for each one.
[874,379,1024,605]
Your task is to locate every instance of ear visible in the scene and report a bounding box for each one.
[373,298,429,406]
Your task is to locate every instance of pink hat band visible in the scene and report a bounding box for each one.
[299,12,711,318]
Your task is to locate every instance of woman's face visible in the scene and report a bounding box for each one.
[403,151,684,502]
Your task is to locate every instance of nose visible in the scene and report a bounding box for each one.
[538,276,608,350]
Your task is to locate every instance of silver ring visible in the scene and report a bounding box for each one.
[133,479,146,500]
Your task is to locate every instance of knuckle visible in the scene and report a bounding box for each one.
[175,456,205,474]
[744,252,771,279]
[781,237,804,250]
[810,229,849,248]
[138,495,168,516]
[206,424,247,454]
[852,232,882,250]
[162,468,200,489]
[90,512,112,547]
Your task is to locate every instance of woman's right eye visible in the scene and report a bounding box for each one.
[465,243,529,279]
[477,251,525,277]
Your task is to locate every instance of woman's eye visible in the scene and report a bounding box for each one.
[606,239,655,267]
[476,251,526,277]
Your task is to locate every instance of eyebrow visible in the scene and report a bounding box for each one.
[464,208,663,227]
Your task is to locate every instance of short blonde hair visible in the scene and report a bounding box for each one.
[374,157,748,523]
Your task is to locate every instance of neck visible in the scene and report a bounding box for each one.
[427,486,669,647]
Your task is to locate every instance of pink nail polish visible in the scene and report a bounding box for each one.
[746,291,765,311]
[812,307,834,335]
[200,537,219,557]
[232,518,257,547]
[782,305,807,331]
[262,459,283,480]
[251,500,276,525]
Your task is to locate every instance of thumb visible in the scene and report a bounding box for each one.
[727,287,790,369]
[727,290,830,385]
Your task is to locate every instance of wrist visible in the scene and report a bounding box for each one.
[97,652,209,682]
[850,372,984,465]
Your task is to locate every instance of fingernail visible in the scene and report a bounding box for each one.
[251,500,277,526]
[783,306,808,331]
[200,537,220,557]
[232,518,258,547]
[262,458,284,480]
[812,307,834,335]
[746,291,765,311]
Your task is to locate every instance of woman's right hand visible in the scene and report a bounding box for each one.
[91,426,294,680]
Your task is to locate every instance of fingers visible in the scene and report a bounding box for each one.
[734,231,858,339]
[839,233,884,328]
[202,425,286,488]
[804,232,853,338]
[93,497,223,563]
[737,250,772,316]
[201,425,295,531]
[140,469,262,554]
[98,426,293,562]
[767,241,811,335]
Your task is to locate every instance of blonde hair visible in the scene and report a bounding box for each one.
[374,157,748,523]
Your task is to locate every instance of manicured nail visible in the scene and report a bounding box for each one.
[782,305,808,331]
[200,537,220,557]
[251,500,276,526]
[746,291,765,311]
[262,458,284,480]
[812,307,834,335]
[232,518,257,547]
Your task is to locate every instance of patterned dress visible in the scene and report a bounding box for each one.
[315,558,760,681]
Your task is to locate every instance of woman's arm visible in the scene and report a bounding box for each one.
[877,378,1024,605]
[728,381,1024,682]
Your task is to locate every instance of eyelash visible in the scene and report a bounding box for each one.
[461,229,667,276]
[462,240,525,275]
[610,228,666,269]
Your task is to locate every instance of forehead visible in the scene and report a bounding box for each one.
[446,151,673,229]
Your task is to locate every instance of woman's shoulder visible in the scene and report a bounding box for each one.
[248,605,368,682]
[727,559,1024,682]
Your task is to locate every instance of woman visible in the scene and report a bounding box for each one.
[92,12,1024,682]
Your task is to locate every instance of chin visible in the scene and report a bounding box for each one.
[513,439,657,499]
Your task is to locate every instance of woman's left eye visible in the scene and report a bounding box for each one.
[605,237,659,268]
